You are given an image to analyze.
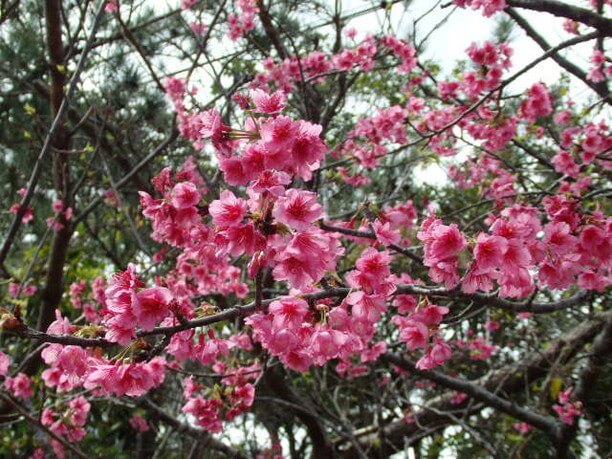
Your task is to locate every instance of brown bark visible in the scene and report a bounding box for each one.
[264,365,335,459]
[37,0,73,337]
[553,315,612,457]
[507,0,612,35]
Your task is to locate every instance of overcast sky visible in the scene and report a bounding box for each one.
[338,0,600,98]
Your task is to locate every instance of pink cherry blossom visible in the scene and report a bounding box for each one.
[416,339,452,370]
[542,221,577,257]
[268,297,309,329]
[519,83,553,122]
[412,305,449,326]
[473,233,508,272]
[260,115,299,154]
[171,182,201,209]
[104,0,118,13]
[4,373,34,398]
[209,190,248,228]
[250,89,286,114]
[396,318,429,350]
[0,351,9,376]
[272,189,323,231]
[129,414,150,432]
[453,0,506,17]
[514,422,532,434]
[133,286,173,331]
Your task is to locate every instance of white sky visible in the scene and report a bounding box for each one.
[342,0,600,96]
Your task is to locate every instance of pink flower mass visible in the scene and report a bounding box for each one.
[1,1,610,456]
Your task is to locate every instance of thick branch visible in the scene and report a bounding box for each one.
[506,0,612,35]
[338,313,609,457]
[256,0,288,59]
[553,314,612,457]
[6,325,115,348]
[394,286,592,314]
[506,8,609,102]
[263,366,334,458]
[7,287,597,350]
[383,353,559,435]
[37,0,73,336]
[0,0,105,272]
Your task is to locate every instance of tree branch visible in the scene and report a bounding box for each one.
[263,366,334,458]
[506,8,609,102]
[337,313,609,457]
[140,397,247,459]
[0,391,89,459]
[383,353,560,435]
[553,314,612,457]
[0,0,106,273]
[506,0,612,35]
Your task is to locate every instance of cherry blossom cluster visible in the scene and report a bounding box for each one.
[339,105,410,171]
[31,395,91,459]
[5,4,609,451]
[418,216,466,289]
[4,372,34,399]
[453,0,507,17]
[392,302,452,370]
[251,34,416,93]
[182,363,258,432]
[553,387,583,426]
[227,0,259,41]
[7,281,37,298]
[455,335,498,361]
[129,414,150,432]
[451,115,610,203]
[465,203,609,296]
[514,422,532,434]
[464,41,513,96]
[41,396,91,456]
[36,309,167,396]
[519,83,554,122]
[9,188,34,224]
[587,48,612,83]
[45,199,73,231]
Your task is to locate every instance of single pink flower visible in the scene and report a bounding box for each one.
[171,182,200,209]
[4,373,34,398]
[129,414,150,432]
[104,0,118,13]
[133,287,173,331]
[398,319,429,350]
[0,351,9,376]
[260,115,298,154]
[272,189,323,230]
[250,89,286,114]
[209,190,248,228]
